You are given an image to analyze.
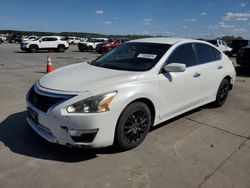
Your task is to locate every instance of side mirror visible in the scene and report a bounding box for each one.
[163,63,186,72]
[39,40,41,43]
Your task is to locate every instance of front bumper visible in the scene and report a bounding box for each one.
[26,85,120,148]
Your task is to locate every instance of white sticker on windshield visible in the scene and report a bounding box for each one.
[137,53,157,59]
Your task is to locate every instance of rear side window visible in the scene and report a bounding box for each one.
[196,43,221,64]
[60,37,68,41]
[48,37,58,41]
[167,43,196,67]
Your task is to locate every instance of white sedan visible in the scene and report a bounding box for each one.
[26,38,236,150]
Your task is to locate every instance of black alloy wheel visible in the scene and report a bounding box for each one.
[214,79,230,107]
[116,102,151,150]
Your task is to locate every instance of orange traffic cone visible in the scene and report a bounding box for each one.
[46,56,54,73]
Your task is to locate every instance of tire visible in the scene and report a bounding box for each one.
[115,102,152,150]
[213,79,230,107]
[88,46,93,52]
[29,45,38,53]
[57,45,65,52]
[78,46,85,52]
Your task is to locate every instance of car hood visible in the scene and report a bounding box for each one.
[39,62,140,92]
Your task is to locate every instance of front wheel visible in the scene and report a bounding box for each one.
[213,79,230,107]
[115,102,151,150]
[29,45,38,53]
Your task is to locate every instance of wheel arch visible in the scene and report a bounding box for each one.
[29,44,38,49]
[57,44,65,48]
[117,97,156,127]
[223,75,233,90]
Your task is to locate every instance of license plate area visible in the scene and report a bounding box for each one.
[27,107,38,124]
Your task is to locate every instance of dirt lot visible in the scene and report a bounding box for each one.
[0,43,250,188]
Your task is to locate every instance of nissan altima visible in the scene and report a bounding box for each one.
[26,38,236,150]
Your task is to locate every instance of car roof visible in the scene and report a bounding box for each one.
[41,36,62,38]
[129,37,203,45]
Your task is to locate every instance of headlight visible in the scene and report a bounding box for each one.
[67,91,117,113]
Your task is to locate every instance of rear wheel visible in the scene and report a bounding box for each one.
[115,102,151,150]
[213,79,230,107]
[29,45,38,53]
[57,45,65,52]
[79,47,85,52]
[88,46,93,52]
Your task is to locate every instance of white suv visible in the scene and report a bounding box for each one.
[22,35,38,42]
[78,38,108,52]
[26,38,236,150]
[67,36,82,44]
[21,36,69,53]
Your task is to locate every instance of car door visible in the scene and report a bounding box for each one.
[48,37,59,48]
[158,43,201,119]
[194,43,224,102]
[39,37,49,49]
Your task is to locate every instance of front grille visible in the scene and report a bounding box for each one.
[28,86,72,112]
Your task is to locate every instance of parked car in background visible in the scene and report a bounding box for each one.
[97,38,129,53]
[26,37,236,150]
[237,45,250,68]
[0,37,3,44]
[22,35,38,42]
[6,33,22,43]
[95,38,114,53]
[67,37,82,44]
[20,36,69,53]
[207,39,232,55]
[229,40,250,57]
[78,38,108,52]
[0,35,6,43]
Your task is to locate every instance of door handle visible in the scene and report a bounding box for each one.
[217,65,223,70]
[193,72,201,78]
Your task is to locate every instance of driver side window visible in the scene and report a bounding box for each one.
[166,43,196,67]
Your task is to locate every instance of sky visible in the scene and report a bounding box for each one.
[0,0,250,39]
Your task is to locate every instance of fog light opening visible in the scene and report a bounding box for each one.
[68,129,98,143]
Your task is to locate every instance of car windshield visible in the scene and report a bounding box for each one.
[90,42,171,71]
[86,39,94,42]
